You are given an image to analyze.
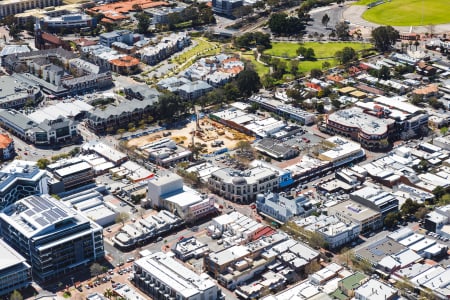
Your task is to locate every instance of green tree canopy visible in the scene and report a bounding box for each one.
[372,25,399,52]
[236,69,261,97]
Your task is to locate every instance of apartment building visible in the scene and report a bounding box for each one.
[0,239,31,297]
[0,194,104,282]
[0,76,42,110]
[133,251,221,300]
[39,14,96,31]
[99,30,134,47]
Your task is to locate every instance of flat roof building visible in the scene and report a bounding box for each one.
[0,194,104,282]
[350,185,399,219]
[133,251,221,300]
[0,239,32,296]
[327,200,382,233]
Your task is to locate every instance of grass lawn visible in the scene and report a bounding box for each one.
[362,0,450,26]
[353,0,378,5]
[264,42,371,59]
[241,53,270,77]
[173,38,220,65]
[297,59,336,73]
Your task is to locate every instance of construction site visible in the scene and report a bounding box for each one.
[125,117,255,155]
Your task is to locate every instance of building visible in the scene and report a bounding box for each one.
[172,236,209,262]
[318,137,366,168]
[39,14,96,31]
[256,193,308,223]
[335,272,368,299]
[99,30,134,47]
[140,138,192,167]
[14,3,82,25]
[354,279,398,300]
[133,251,221,300]
[0,109,79,145]
[86,98,156,134]
[350,185,399,219]
[48,158,95,191]
[124,84,160,101]
[0,134,14,161]
[147,172,215,222]
[0,0,62,18]
[254,138,299,160]
[0,76,42,110]
[177,80,213,101]
[324,107,396,150]
[113,210,183,250]
[139,33,191,66]
[0,160,48,209]
[208,166,279,203]
[0,194,104,282]
[212,0,243,16]
[298,215,361,249]
[109,55,140,75]
[328,200,382,233]
[0,239,31,297]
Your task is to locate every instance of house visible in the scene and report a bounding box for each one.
[177,80,213,100]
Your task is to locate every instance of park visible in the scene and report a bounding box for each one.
[358,0,450,26]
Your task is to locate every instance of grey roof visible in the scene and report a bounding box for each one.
[177,80,212,93]
[0,75,40,103]
[88,98,157,121]
[0,45,30,57]
[0,109,37,131]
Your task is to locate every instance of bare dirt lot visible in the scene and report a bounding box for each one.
[126,118,255,154]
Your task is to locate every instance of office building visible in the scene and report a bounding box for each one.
[0,239,31,297]
[48,158,95,191]
[133,251,221,300]
[208,166,279,203]
[350,185,399,219]
[325,107,396,150]
[0,160,48,209]
[0,194,104,282]
[328,200,382,233]
[212,0,243,16]
[39,14,96,31]
[0,0,62,18]
[147,172,215,222]
[256,193,308,223]
[354,279,398,300]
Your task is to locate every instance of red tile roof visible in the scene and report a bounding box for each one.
[0,134,13,149]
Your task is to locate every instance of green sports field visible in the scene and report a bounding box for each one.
[360,0,450,26]
[264,42,371,59]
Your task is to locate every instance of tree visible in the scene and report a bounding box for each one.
[236,140,252,151]
[415,207,429,220]
[377,65,391,80]
[401,199,424,217]
[157,93,186,120]
[321,13,330,28]
[36,158,50,169]
[304,260,321,274]
[371,25,399,52]
[316,102,325,113]
[384,212,400,228]
[90,263,104,278]
[440,126,448,136]
[340,247,354,266]
[104,288,114,299]
[335,21,349,40]
[308,231,327,249]
[335,47,357,65]
[236,69,261,97]
[322,61,331,70]
[136,13,151,34]
[268,13,304,35]
[116,212,130,225]
[310,68,323,79]
[10,290,23,300]
[297,46,315,60]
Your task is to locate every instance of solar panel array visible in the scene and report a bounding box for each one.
[21,195,70,227]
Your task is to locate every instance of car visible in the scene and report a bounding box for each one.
[116,262,124,267]
[179,236,185,241]
[106,228,112,232]
[77,286,83,292]
[156,236,163,242]
[126,257,135,262]
[85,285,90,289]
[24,152,28,155]
[250,204,256,209]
